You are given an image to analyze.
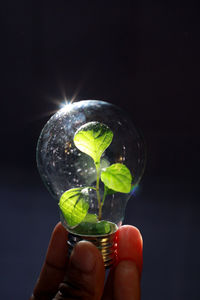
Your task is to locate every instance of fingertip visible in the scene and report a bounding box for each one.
[70,240,104,273]
[53,222,68,238]
[117,225,143,248]
[115,225,143,275]
[46,222,68,268]
[51,222,68,249]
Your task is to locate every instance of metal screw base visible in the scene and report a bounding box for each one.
[67,231,116,268]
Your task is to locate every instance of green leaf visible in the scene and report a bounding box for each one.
[96,220,111,234]
[105,185,117,195]
[101,163,132,193]
[73,121,113,164]
[73,220,111,235]
[59,188,89,227]
[102,185,116,206]
[83,213,98,222]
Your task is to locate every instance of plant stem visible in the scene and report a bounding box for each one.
[102,187,107,206]
[95,161,102,221]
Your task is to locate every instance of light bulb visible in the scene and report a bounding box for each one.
[36,100,145,267]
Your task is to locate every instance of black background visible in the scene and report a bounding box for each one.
[1,1,200,299]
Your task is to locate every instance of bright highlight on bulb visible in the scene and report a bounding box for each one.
[59,98,73,109]
[36,100,145,267]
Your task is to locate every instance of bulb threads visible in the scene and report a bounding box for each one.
[67,231,116,268]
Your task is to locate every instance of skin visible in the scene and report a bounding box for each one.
[30,223,143,300]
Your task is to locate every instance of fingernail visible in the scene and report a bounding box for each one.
[70,241,96,272]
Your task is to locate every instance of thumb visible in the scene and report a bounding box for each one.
[55,241,105,300]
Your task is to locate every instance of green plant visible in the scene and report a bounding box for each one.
[59,121,132,230]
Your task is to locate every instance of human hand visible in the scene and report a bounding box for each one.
[30,223,143,300]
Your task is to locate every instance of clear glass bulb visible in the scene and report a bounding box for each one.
[36,100,145,267]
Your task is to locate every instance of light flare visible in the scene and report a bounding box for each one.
[130,184,139,195]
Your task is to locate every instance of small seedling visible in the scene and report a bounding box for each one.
[59,121,132,234]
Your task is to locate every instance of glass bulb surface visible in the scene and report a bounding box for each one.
[37,100,145,238]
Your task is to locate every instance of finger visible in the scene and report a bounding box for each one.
[56,240,105,300]
[102,225,143,300]
[116,225,143,275]
[114,260,140,300]
[30,222,68,300]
